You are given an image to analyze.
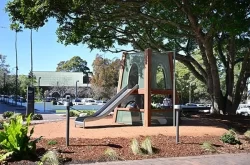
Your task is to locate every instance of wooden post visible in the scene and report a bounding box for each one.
[113,52,127,123]
[144,49,152,127]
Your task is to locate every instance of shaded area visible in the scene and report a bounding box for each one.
[193,114,250,134]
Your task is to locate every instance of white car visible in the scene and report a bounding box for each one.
[95,100,107,105]
[85,99,96,105]
[236,106,250,116]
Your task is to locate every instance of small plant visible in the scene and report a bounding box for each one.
[141,137,153,155]
[130,139,142,155]
[201,142,217,153]
[48,140,57,145]
[69,111,78,117]
[244,130,250,139]
[32,114,43,120]
[2,111,14,119]
[221,129,241,145]
[39,150,60,165]
[0,114,42,162]
[104,148,119,161]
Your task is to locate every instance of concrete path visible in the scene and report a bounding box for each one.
[84,153,250,165]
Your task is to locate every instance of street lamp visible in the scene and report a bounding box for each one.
[38,77,41,100]
[38,77,41,87]
[75,80,79,98]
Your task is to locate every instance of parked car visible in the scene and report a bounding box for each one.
[95,100,107,105]
[85,99,96,105]
[73,99,84,105]
[236,106,250,116]
[185,103,197,106]
[44,97,56,102]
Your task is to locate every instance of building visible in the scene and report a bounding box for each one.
[33,71,91,87]
[33,71,92,98]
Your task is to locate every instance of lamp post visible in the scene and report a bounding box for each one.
[188,81,195,103]
[38,77,41,100]
[38,77,41,87]
[75,80,79,98]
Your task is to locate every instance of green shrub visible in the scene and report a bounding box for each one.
[221,130,241,145]
[201,142,217,153]
[244,130,250,139]
[32,114,43,120]
[141,137,153,155]
[130,139,142,155]
[104,148,119,161]
[0,114,42,162]
[85,110,95,116]
[69,111,78,117]
[48,140,57,145]
[2,111,14,119]
[39,150,60,165]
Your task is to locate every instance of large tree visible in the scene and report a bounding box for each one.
[91,54,120,99]
[6,0,250,114]
[56,56,90,72]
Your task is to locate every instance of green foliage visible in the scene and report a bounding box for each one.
[56,56,89,72]
[104,148,119,161]
[201,142,217,153]
[18,75,37,97]
[141,137,153,155]
[91,55,120,99]
[6,0,250,113]
[2,111,14,119]
[220,129,241,145]
[48,140,57,146]
[69,111,78,117]
[39,150,60,165]
[130,139,142,155]
[0,114,42,161]
[32,114,43,120]
[244,130,250,139]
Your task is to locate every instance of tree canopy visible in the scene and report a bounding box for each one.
[56,56,89,72]
[91,54,120,99]
[6,0,250,114]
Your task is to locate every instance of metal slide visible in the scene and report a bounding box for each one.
[75,84,139,128]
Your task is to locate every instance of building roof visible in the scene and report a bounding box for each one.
[33,71,90,87]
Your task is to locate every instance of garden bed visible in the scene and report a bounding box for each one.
[7,134,250,164]
[4,114,250,164]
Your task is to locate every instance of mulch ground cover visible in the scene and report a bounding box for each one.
[6,115,250,165]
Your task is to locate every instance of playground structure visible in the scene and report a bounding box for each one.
[113,49,178,127]
[75,48,178,128]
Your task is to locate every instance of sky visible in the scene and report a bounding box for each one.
[0,0,127,75]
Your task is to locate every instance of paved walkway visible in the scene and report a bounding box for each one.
[83,153,250,165]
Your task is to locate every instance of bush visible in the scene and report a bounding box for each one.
[201,142,216,153]
[84,110,95,116]
[104,148,119,161]
[130,139,142,155]
[39,150,60,165]
[244,130,250,139]
[0,114,42,162]
[141,137,153,155]
[2,111,14,119]
[221,129,241,145]
[32,114,43,120]
[69,111,78,117]
[48,140,57,146]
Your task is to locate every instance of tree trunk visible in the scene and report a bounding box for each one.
[225,37,235,114]
[233,50,250,114]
